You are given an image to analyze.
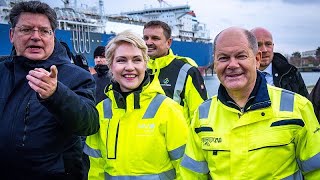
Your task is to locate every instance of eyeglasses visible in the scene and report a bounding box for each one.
[15,26,53,37]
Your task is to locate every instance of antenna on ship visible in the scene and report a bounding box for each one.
[157,0,171,7]
[61,0,70,8]
[98,0,105,16]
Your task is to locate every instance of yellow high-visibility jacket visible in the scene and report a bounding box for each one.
[148,49,208,125]
[84,75,188,180]
[180,75,320,179]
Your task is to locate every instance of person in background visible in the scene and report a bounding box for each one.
[84,31,187,179]
[143,20,208,125]
[180,27,320,179]
[92,45,111,104]
[309,77,320,122]
[251,27,309,97]
[89,67,97,74]
[0,1,99,179]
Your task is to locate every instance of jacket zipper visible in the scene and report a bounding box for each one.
[278,66,293,85]
[22,102,30,147]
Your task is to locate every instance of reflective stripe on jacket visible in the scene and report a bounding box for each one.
[180,78,320,179]
[85,75,188,179]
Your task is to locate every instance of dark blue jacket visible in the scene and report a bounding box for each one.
[0,40,99,179]
[93,65,110,104]
[272,52,308,97]
[309,77,320,122]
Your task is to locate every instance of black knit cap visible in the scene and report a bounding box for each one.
[93,46,105,58]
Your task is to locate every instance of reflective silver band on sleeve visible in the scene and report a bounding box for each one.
[83,143,102,158]
[180,154,209,174]
[168,144,186,160]
[103,98,112,118]
[104,168,176,180]
[282,170,303,180]
[199,100,212,119]
[280,90,294,112]
[298,152,320,173]
[173,63,192,104]
[142,94,166,119]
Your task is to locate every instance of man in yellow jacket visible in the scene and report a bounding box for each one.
[180,27,320,179]
[143,20,208,125]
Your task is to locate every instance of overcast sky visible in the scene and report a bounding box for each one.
[46,0,320,55]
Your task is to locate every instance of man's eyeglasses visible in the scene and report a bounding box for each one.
[15,26,53,37]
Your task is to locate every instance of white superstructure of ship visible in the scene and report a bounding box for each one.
[120,0,211,42]
[58,0,211,42]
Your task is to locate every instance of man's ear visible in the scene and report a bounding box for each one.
[255,51,262,69]
[9,28,14,43]
[166,37,172,48]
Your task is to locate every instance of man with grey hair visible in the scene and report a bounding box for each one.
[251,27,308,97]
[0,1,99,179]
[180,27,320,179]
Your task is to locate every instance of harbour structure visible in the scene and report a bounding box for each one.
[0,0,213,68]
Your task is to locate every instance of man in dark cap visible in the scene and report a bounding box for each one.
[93,46,110,103]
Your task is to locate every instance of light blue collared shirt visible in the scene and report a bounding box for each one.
[261,63,274,85]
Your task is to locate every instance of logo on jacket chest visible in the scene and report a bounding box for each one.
[160,78,171,87]
[137,123,155,135]
[202,137,222,147]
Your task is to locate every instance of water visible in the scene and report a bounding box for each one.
[204,72,320,97]
[300,72,320,87]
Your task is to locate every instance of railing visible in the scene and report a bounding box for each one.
[72,24,91,54]
[297,66,320,72]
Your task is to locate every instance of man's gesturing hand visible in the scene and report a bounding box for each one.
[26,65,58,99]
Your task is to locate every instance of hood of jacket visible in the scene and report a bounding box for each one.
[272,52,297,75]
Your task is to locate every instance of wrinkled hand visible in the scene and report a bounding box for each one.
[26,65,58,99]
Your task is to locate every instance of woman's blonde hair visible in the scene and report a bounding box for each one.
[105,30,149,67]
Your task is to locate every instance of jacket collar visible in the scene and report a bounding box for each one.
[106,72,165,110]
[94,64,109,76]
[148,49,175,74]
[217,71,271,112]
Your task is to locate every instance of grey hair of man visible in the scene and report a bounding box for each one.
[9,1,58,30]
[143,20,172,40]
[213,28,258,55]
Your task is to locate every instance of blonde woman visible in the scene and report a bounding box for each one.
[84,31,188,179]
